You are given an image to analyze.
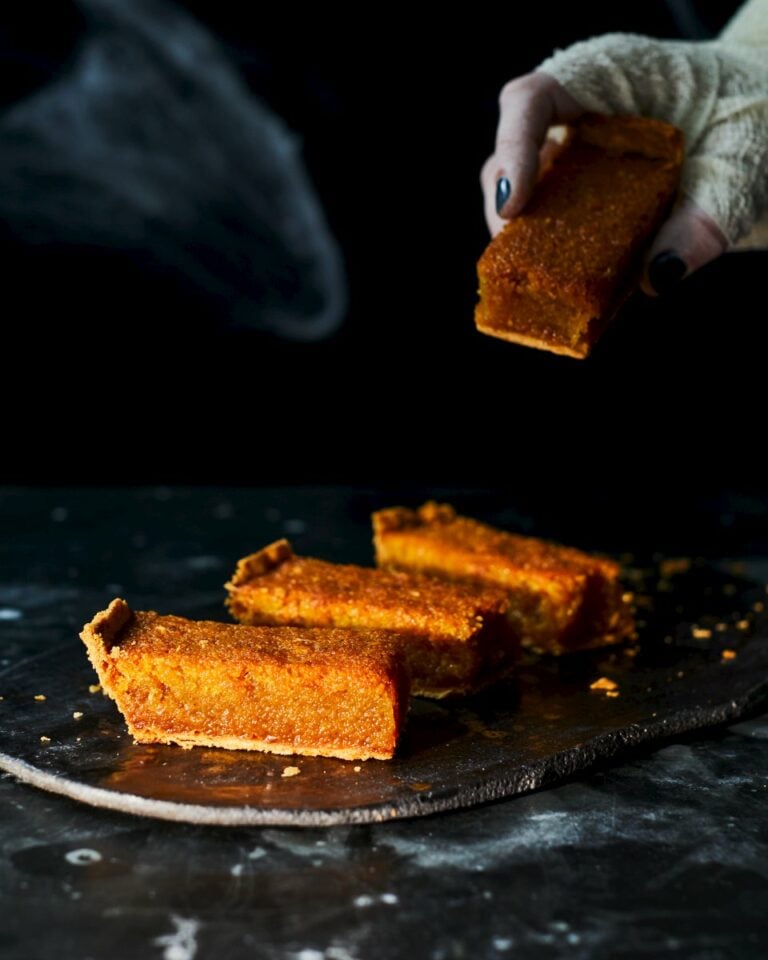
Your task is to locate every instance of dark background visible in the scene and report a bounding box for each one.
[1,1,764,520]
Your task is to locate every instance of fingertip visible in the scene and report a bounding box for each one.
[642,200,727,296]
[644,251,688,297]
[495,177,512,217]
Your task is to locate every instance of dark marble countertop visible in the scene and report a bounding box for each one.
[2,486,767,960]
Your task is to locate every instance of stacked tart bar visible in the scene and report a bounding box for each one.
[81,503,634,760]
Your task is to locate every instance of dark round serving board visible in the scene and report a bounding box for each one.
[1,561,767,826]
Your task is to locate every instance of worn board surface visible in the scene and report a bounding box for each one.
[2,552,766,825]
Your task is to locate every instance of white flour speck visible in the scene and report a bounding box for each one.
[230,864,243,877]
[153,916,200,960]
[0,608,22,621]
[380,893,398,904]
[248,847,266,860]
[492,938,512,951]
[353,895,373,908]
[65,848,102,866]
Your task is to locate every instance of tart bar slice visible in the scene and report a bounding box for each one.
[373,502,633,655]
[81,598,410,760]
[476,114,683,358]
[225,540,515,699]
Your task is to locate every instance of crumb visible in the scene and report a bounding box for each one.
[353,765,362,772]
[660,557,691,578]
[40,735,51,743]
[88,684,101,694]
[715,622,728,632]
[677,671,684,678]
[736,619,749,631]
[721,649,737,661]
[590,677,618,692]
[621,592,634,604]
[753,601,765,613]
[34,694,46,701]
[692,627,711,639]
[73,711,83,720]
[624,646,639,658]
[605,690,620,699]
[281,766,301,778]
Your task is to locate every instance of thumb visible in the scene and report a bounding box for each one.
[642,198,728,296]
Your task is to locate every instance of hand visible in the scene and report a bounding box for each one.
[481,26,768,295]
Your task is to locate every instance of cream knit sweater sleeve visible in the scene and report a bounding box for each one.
[537,0,768,247]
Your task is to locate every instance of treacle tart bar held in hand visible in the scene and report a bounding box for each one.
[81,599,410,760]
[476,114,683,358]
[373,502,634,655]
[225,540,515,699]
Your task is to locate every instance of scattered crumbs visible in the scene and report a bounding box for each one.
[605,691,620,699]
[624,646,638,658]
[353,895,374,908]
[721,649,737,661]
[73,711,84,720]
[88,684,101,694]
[492,937,513,952]
[692,627,712,639]
[231,864,244,877]
[381,893,398,904]
[34,694,46,701]
[590,677,618,692]
[621,592,634,604]
[753,601,765,613]
[40,736,51,743]
[676,671,684,678]
[716,622,728,632]
[736,619,750,631]
[652,712,657,717]
[353,766,361,773]
[281,766,301,778]
[0,696,4,701]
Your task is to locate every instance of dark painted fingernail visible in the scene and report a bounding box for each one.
[648,251,687,295]
[495,177,511,216]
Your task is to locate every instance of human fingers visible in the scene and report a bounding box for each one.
[642,198,728,296]
[489,72,583,221]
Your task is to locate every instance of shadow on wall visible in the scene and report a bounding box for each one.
[0,0,346,342]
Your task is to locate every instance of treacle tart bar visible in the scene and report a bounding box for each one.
[373,502,633,655]
[81,598,410,760]
[225,540,514,698]
[476,114,683,358]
